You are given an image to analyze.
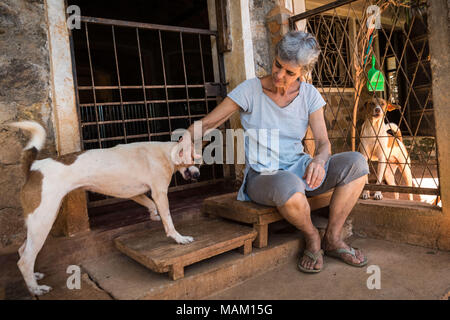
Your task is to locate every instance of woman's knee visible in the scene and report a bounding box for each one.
[281,191,310,212]
[247,170,305,207]
[337,152,369,175]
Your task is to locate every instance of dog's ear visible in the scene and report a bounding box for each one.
[170,143,182,165]
[387,103,400,112]
[362,101,369,109]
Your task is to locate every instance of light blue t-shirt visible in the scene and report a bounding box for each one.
[227,77,327,201]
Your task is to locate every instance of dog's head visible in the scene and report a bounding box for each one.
[363,97,400,120]
[170,142,201,181]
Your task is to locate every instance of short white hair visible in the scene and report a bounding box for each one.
[275,31,321,72]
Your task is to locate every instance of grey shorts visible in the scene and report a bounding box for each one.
[246,151,369,207]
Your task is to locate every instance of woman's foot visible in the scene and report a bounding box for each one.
[322,234,367,266]
[299,228,323,272]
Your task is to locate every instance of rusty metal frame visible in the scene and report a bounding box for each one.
[70,15,230,205]
[289,0,441,199]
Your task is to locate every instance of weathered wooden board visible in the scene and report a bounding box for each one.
[202,191,333,223]
[202,191,333,248]
[114,218,257,280]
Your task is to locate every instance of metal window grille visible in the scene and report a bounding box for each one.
[69,16,230,207]
[290,0,440,204]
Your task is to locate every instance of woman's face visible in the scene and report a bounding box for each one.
[271,57,302,88]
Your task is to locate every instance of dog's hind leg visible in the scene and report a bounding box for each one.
[151,189,194,244]
[131,194,160,221]
[18,192,65,296]
[18,240,26,257]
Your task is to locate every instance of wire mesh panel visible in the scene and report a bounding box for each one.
[290,0,440,205]
[71,17,228,206]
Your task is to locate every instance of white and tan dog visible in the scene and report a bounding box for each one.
[9,121,200,296]
[359,98,413,201]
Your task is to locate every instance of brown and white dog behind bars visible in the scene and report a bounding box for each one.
[359,97,413,201]
[9,121,200,296]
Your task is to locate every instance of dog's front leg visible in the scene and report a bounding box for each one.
[374,154,387,200]
[360,152,371,200]
[151,190,194,244]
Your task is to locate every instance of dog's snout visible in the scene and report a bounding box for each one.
[184,168,192,179]
[192,171,200,180]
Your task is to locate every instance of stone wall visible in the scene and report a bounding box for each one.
[249,0,277,77]
[0,0,55,249]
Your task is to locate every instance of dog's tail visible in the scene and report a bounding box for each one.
[9,121,46,177]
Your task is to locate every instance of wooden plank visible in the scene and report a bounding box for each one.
[202,190,333,224]
[114,218,257,276]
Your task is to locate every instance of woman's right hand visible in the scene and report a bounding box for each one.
[177,132,202,165]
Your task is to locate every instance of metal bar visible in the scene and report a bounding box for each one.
[84,22,102,148]
[111,25,128,143]
[289,0,357,25]
[136,28,152,141]
[197,33,215,182]
[87,178,227,208]
[79,98,217,107]
[159,30,173,137]
[80,16,218,36]
[78,84,207,90]
[81,114,208,126]
[179,32,192,125]
[364,184,439,196]
[83,132,171,143]
[198,34,209,113]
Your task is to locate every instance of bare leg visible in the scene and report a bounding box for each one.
[361,154,371,200]
[322,176,366,264]
[277,192,323,271]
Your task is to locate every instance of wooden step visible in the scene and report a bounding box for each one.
[114,218,257,280]
[202,191,333,248]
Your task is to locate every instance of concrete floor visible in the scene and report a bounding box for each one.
[4,234,449,300]
[208,237,450,300]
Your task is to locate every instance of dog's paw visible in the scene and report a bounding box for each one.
[361,191,370,200]
[29,285,52,296]
[34,272,45,280]
[175,235,194,244]
[374,191,383,200]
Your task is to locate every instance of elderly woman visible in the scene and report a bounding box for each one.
[180,31,369,273]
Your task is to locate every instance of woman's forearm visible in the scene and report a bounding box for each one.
[314,140,331,165]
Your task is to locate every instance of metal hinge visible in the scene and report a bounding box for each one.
[205,82,228,97]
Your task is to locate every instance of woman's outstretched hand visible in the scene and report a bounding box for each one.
[176,133,202,165]
[303,158,326,189]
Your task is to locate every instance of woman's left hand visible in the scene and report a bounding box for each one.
[303,158,326,189]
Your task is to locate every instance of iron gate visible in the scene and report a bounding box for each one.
[289,0,440,204]
[70,16,230,207]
